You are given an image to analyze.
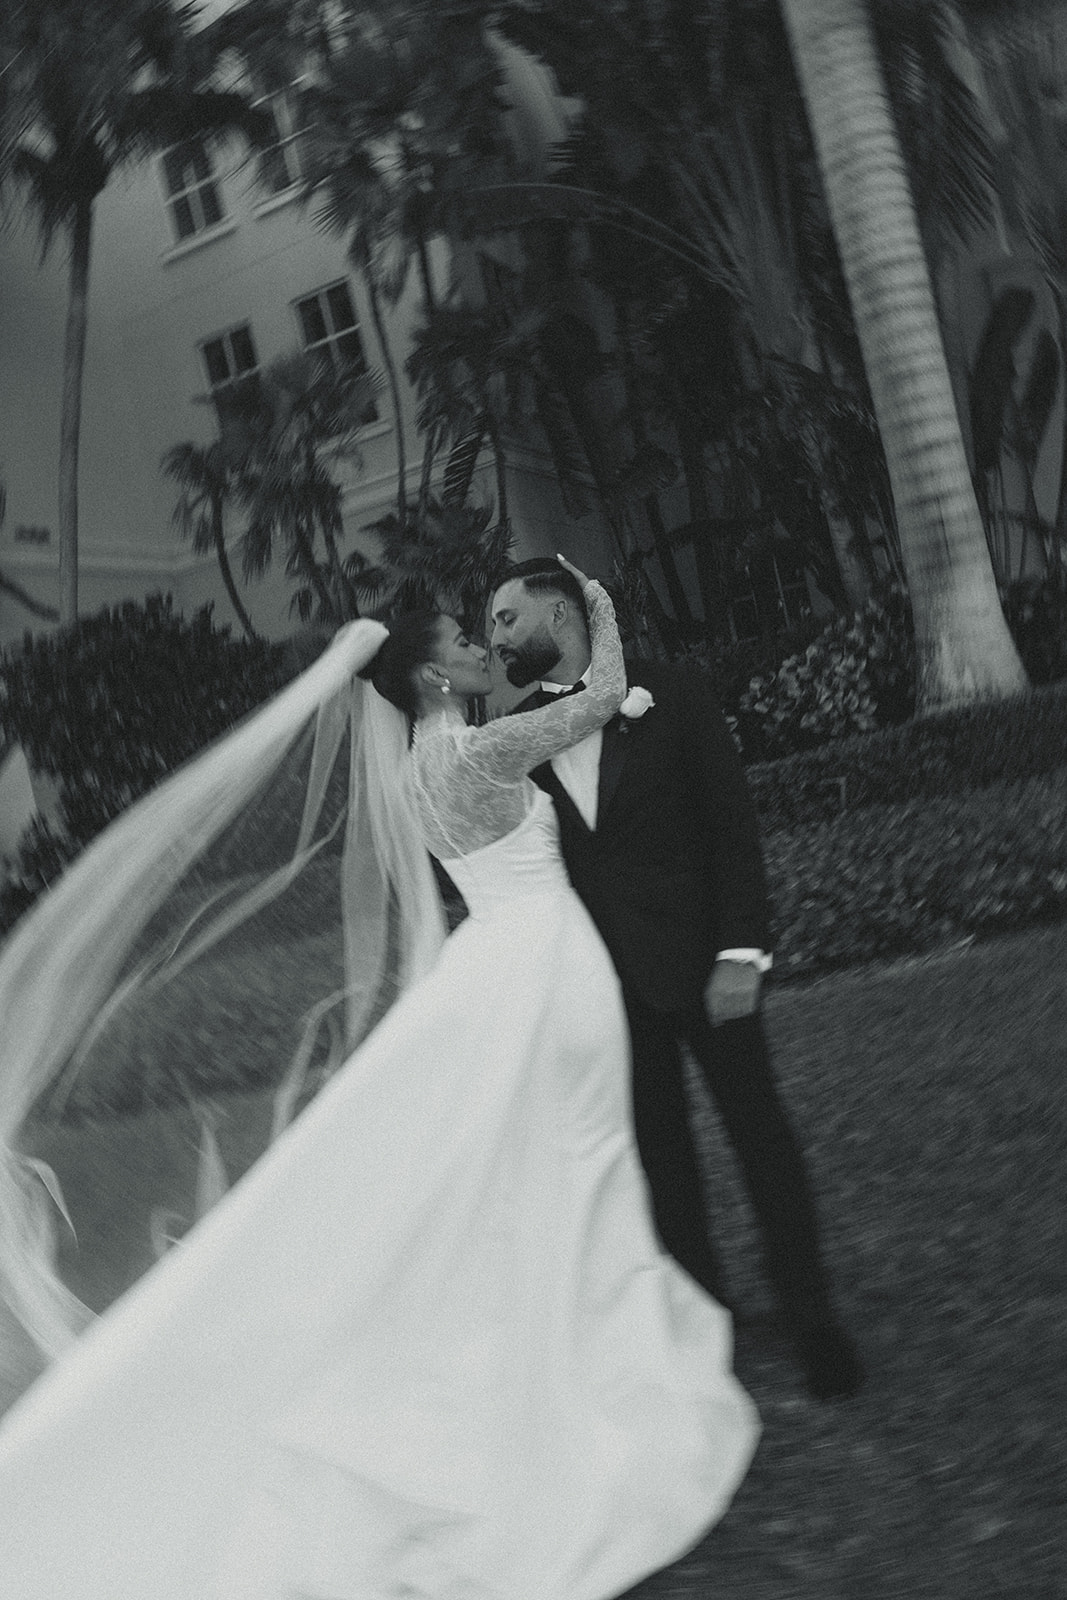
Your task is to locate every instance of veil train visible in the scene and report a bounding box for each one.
[0,617,445,1391]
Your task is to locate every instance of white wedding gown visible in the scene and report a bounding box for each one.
[0,588,757,1600]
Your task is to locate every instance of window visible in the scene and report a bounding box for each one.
[162,139,225,241]
[727,551,812,643]
[257,89,309,197]
[294,282,378,421]
[200,324,260,428]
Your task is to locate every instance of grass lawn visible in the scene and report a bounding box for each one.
[7,917,1066,1597]
[627,921,1067,1600]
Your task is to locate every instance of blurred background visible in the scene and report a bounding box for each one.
[1,6,1065,1597]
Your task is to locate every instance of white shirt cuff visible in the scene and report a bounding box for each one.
[716,948,773,973]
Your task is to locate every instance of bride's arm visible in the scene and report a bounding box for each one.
[463,580,626,785]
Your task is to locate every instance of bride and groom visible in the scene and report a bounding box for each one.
[0,556,856,1599]
[492,558,862,1400]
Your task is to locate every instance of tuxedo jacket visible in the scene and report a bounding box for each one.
[516,661,771,1014]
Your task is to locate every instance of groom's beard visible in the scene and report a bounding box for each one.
[500,630,562,688]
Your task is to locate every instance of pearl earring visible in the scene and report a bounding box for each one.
[441,681,451,695]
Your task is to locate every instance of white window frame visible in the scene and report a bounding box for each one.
[292,281,378,422]
[199,323,260,426]
[160,138,227,242]
[254,85,310,199]
[727,553,812,644]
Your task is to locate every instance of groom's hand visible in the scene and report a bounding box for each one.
[704,959,763,1025]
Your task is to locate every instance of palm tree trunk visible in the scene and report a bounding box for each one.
[211,495,258,641]
[418,419,442,512]
[1051,296,1067,575]
[292,512,337,623]
[614,300,697,639]
[362,263,409,531]
[779,0,1027,710]
[58,197,92,627]
[676,422,730,644]
[818,510,865,609]
[483,409,509,531]
[414,232,437,317]
[320,512,358,618]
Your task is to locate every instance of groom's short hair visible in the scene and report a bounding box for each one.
[500,558,589,624]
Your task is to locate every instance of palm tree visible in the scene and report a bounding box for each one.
[0,0,268,626]
[490,0,1018,660]
[160,442,259,642]
[367,494,514,637]
[778,0,1027,709]
[227,352,388,627]
[216,0,520,545]
[963,3,1067,564]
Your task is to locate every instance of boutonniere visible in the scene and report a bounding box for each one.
[615,685,655,732]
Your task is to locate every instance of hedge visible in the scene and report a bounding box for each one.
[0,596,299,933]
[4,597,1067,984]
[747,679,1067,830]
[764,765,1067,979]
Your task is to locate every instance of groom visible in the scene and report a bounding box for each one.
[491,558,862,1400]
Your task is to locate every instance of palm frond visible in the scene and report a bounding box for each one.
[442,422,487,507]
[968,286,1036,474]
[111,86,272,162]
[1015,328,1060,463]
[531,379,597,520]
[611,442,679,504]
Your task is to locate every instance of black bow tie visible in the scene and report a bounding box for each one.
[546,681,586,699]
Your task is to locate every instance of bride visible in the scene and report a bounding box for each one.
[0,557,758,1599]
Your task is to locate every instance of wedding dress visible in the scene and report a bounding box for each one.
[0,583,758,1599]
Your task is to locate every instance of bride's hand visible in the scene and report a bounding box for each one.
[556,553,593,588]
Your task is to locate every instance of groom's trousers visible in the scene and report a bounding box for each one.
[623,988,834,1318]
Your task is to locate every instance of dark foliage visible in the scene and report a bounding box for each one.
[765,767,1067,980]
[746,677,1067,831]
[1000,573,1067,686]
[0,596,292,932]
[737,585,915,760]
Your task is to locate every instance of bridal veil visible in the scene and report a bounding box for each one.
[0,618,446,1394]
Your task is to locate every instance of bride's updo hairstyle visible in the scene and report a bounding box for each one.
[358,610,444,721]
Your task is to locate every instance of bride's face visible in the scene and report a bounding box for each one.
[428,617,492,699]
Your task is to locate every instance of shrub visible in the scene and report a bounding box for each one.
[738,586,914,760]
[0,595,293,932]
[1001,573,1067,686]
[673,613,828,724]
[747,678,1067,830]
[765,766,1067,978]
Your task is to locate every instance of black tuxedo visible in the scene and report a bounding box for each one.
[521,662,768,1013]
[516,661,837,1321]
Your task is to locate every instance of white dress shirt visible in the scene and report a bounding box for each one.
[540,674,771,972]
[541,672,601,831]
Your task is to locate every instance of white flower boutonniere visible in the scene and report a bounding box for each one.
[617,685,655,731]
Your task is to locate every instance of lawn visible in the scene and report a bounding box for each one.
[627,921,1067,1600]
[7,917,1066,1597]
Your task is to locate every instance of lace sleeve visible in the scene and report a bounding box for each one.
[463,580,626,785]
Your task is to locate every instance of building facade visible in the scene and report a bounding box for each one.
[0,43,606,649]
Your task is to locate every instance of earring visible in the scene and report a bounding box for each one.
[441,680,451,695]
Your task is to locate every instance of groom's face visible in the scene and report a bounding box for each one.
[490,579,563,688]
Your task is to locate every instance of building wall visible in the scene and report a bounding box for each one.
[0,25,615,651]
[0,131,438,646]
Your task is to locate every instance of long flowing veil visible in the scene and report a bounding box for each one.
[0,619,446,1402]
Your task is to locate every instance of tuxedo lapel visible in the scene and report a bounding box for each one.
[596,717,629,825]
[534,758,594,836]
[516,684,628,835]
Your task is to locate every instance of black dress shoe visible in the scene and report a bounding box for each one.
[792,1316,864,1400]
